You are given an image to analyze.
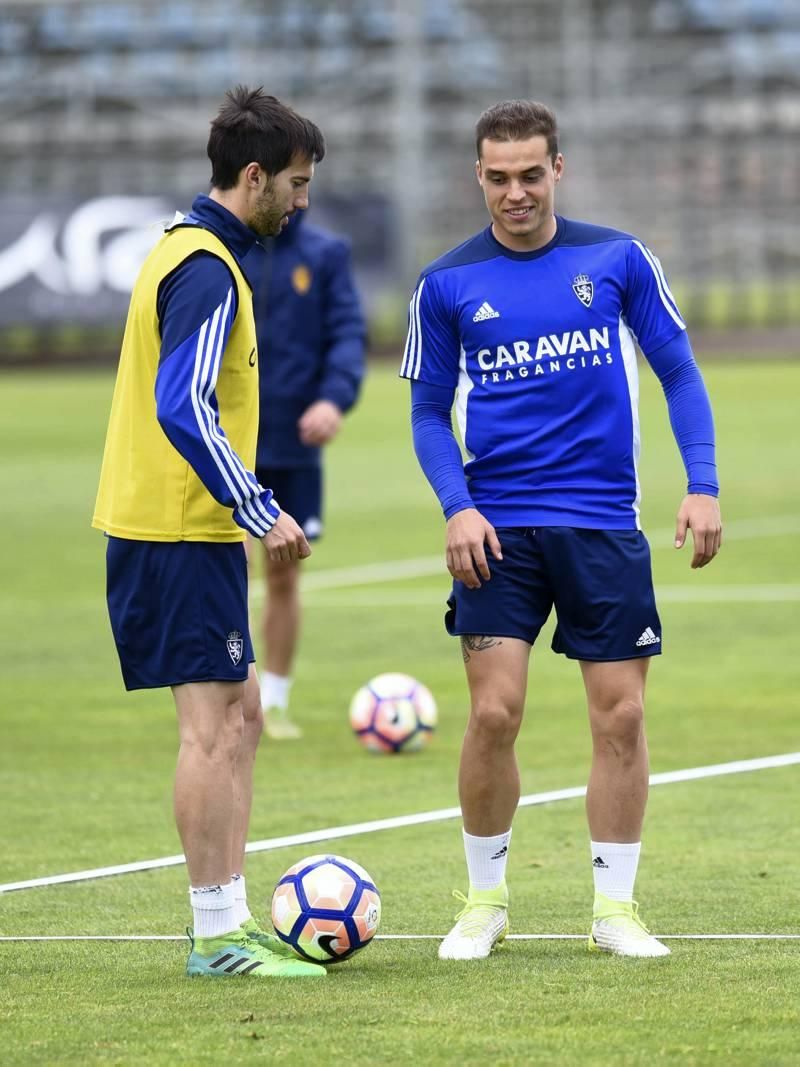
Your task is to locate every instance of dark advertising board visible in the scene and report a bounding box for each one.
[0,195,176,327]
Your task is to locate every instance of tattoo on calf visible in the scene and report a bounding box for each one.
[461,635,503,662]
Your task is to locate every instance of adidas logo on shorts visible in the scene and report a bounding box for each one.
[635,627,660,647]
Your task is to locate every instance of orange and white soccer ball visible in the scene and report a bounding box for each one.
[348,672,437,753]
[271,854,381,964]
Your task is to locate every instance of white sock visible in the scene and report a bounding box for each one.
[463,828,512,891]
[260,671,291,712]
[231,873,252,925]
[590,840,641,902]
[189,881,238,939]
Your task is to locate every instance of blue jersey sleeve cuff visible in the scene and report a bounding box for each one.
[233,489,281,538]
[687,482,719,498]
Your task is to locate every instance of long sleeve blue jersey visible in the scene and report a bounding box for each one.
[402,216,718,530]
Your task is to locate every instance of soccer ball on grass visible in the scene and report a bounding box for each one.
[348,672,437,753]
[271,854,381,963]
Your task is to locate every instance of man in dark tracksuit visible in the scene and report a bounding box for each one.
[245,211,366,738]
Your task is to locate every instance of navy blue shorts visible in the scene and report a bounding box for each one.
[106,537,255,691]
[445,527,662,662]
[255,466,323,541]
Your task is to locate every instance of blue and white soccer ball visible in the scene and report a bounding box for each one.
[348,672,437,753]
[271,854,381,963]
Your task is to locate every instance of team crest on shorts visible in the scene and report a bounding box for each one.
[226,630,244,665]
[572,273,593,308]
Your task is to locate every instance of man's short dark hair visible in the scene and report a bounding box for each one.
[475,100,559,163]
[208,86,325,190]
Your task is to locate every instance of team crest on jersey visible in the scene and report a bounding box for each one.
[226,631,244,665]
[291,265,312,295]
[572,273,593,308]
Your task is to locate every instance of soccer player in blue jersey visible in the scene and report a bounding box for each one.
[400,100,722,959]
[93,88,327,978]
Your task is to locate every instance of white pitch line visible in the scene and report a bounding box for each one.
[302,584,800,608]
[658,584,800,603]
[302,556,443,592]
[0,936,187,942]
[1,751,798,896]
[0,934,798,943]
[384,934,800,941]
[270,514,800,601]
[246,514,800,600]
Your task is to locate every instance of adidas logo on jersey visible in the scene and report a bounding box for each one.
[473,301,500,322]
[635,627,660,647]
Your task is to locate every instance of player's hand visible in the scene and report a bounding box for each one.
[674,493,722,569]
[262,511,312,563]
[298,400,343,447]
[445,508,503,589]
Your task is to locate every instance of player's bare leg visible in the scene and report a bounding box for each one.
[440,636,530,960]
[260,554,302,738]
[580,657,669,957]
[263,556,300,678]
[581,658,650,842]
[459,636,530,836]
[173,679,245,890]
[231,665,264,875]
[173,679,244,941]
[227,665,295,956]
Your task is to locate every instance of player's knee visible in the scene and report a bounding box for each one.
[469,696,523,745]
[184,704,245,762]
[266,559,299,598]
[242,697,264,745]
[591,696,644,752]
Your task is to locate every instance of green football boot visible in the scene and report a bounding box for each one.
[240,916,297,959]
[186,928,325,977]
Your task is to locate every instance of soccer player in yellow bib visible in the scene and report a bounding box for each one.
[93,87,327,978]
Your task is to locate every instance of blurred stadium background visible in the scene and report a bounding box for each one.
[1,0,799,364]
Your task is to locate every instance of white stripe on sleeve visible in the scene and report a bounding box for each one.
[412,277,425,379]
[189,289,273,537]
[400,278,426,379]
[632,241,686,331]
[190,298,244,507]
[401,286,419,378]
[203,289,253,499]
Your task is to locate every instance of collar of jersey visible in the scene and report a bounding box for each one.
[483,214,565,261]
[184,194,261,263]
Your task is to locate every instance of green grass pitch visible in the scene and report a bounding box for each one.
[1,360,799,1064]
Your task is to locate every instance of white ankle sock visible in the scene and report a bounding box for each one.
[189,881,238,938]
[463,828,512,891]
[590,840,641,902]
[231,873,252,925]
[260,672,291,712]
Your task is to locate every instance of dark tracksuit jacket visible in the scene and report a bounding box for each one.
[245,212,367,470]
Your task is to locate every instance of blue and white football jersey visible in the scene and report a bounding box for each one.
[400,216,688,530]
